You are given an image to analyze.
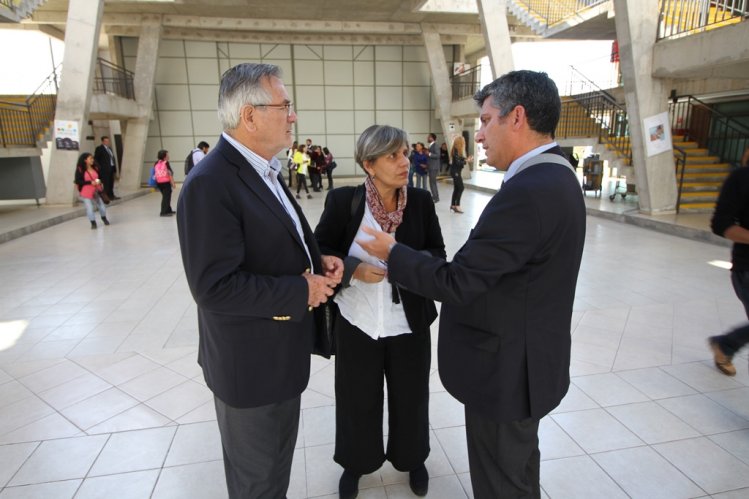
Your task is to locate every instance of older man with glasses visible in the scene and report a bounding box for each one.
[176,63,343,498]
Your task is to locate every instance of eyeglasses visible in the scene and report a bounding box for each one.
[253,102,294,117]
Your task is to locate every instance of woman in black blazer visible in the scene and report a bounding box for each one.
[314,125,445,499]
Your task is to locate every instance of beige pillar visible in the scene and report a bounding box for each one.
[613,0,677,214]
[476,0,514,79]
[45,0,104,205]
[120,21,161,191]
[421,27,463,148]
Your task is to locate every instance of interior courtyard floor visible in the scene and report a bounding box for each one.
[0,178,747,498]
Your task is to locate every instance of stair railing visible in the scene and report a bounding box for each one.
[673,145,688,213]
[450,65,482,102]
[0,64,60,147]
[511,0,609,30]
[93,58,135,100]
[658,0,749,40]
[670,94,749,167]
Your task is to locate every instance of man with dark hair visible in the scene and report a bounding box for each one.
[426,132,440,202]
[176,63,343,498]
[708,147,749,376]
[94,136,119,200]
[358,70,586,498]
[184,141,210,175]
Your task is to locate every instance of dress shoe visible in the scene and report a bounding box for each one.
[709,337,736,376]
[295,194,301,199]
[307,194,313,199]
[111,195,121,200]
[409,464,429,496]
[339,470,361,499]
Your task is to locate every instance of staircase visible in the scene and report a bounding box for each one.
[506,0,609,35]
[673,135,731,212]
[0,0,47,23]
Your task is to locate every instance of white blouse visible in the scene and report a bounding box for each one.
[335,203,411,339]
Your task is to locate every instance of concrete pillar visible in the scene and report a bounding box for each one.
[45,0,104,205]
[421,26,463,150]
[613,0,677,214]
[476,0,514,79]
[120,21,161,191]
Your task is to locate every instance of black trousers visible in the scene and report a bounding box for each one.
[451,171,464,206]
[296,173,309,194]
[214,395,300,499]
[334,315,431,474]
[157,182,172,214]
[465,406,541,499]
[714,269,749,355]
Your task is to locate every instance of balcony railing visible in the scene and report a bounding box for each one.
[450,65,482,101]
[658,0,749,40]
[0,65,59,147]
[93,58,135,99]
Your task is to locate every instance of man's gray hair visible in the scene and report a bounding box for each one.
[474,70,561,136]
[217,63,281,130]
[355,125,409,169]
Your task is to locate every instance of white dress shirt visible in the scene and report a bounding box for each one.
[335,203,411,339]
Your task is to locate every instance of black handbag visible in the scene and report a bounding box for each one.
[312,185,365,359]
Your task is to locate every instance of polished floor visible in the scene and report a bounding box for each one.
[0,180,748,498]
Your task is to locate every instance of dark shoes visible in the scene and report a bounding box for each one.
[709,336,736,376]
[339,470,361,499]
[90,221,97,230]
[101,217,110,226]
[409,464,429,496]
[307,194,313,199]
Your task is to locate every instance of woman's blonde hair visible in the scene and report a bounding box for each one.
[451,135,466,157]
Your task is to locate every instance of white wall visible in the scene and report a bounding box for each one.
[122,38,451,182]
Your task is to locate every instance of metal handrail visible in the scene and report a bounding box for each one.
[450,65,482,101]
[674,145,688,213]
[93,58,135,99]
[669,94,749,166]
[658,0,749,40]
[565,66,617,101]
[0,64,60,148]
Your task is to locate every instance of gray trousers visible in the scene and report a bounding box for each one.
[428,165,439,201]
[214,395,301,499]
[465,406,541,499]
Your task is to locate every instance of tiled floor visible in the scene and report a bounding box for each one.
[0,180,748,498]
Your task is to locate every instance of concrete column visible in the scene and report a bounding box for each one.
[45,0,104,205]
[120,21,161,191]
[476,0,514,79]
[421,26,463,149]
[613,0,677,214]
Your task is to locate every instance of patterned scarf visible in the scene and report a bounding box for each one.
[364,175,407,234]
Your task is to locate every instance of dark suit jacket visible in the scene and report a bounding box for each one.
[94,144,115,173]
[427,142,440,170]
[177,136,323,408]
[314,186,446,333]
[387,146,586,422]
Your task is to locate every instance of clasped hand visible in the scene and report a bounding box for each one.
[303,255,344,307]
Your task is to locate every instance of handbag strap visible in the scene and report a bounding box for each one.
[350,184,364,217]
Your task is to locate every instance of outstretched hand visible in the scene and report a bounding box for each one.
[356,226,395,261]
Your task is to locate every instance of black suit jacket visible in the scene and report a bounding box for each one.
[94,144,115,173]
[314,186,446,333]
[177,136,323,408]
[387,147,586,422]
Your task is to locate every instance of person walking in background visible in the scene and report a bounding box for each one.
[184,141,210,175]
[412,142,429,190]
[314,125,445,499]
[310,145,325,192]
[358,70,586,499]
[74,152,110,229]
[286,140,298,187]
[153,149,176,217]
[449,136,472,214]
[323,146,336,190]
[94,136,119,200]
[426,133,440,202]
[293,143,312,199]
[176,63,342,499]
[440,141,449,174]
[708,147,749,376]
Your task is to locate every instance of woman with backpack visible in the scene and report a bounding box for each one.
[153,149,176,216]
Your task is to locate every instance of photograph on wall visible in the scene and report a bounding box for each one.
[54,120,80,150]
[642,112,672,157]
